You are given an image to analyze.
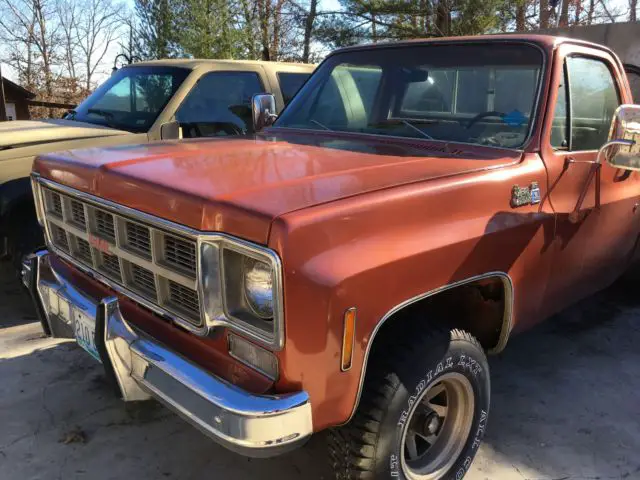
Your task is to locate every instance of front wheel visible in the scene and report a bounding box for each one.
[329,328,490,480]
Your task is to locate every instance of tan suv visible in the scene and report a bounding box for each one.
[0,59,314,270]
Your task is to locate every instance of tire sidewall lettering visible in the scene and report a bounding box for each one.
[389,351,489,479]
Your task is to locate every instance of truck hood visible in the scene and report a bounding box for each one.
[34,131,521,244]
[0,119,129,149]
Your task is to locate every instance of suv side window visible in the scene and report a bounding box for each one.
[176,71,264,137]
[567,57,620,151]
[278,72,310,105]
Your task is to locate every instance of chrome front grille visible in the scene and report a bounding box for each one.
[40,185,202,327]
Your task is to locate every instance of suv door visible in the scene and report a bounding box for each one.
[540,44,640,313]
[175,70,267,137]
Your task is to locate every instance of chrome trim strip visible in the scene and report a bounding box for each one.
[32,176,285,350]
[344,271,514,424]
[30,252,312,458]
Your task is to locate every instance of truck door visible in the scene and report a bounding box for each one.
[539,44,640,316]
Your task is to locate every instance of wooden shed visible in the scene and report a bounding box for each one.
[1,76,35,121]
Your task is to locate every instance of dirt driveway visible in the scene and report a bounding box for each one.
[1,262,639,480]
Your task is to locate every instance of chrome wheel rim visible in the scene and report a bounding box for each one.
[400,372,475,480]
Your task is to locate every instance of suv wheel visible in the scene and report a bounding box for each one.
[329,328,490,480]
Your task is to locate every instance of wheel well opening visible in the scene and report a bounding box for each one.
[369,276,511,359]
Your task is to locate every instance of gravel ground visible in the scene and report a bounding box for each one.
[1,262,639,480]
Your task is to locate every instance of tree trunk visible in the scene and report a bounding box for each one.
[575,0,583,24]
[539,0,550,28]
[435,0,449,35]
[302,0,317,63]
[631,0,637,22]
[371,12,377,42]
[559,0,570,26]
[587,0,596,24]
[516,1,526,31]
[258,0,270,60]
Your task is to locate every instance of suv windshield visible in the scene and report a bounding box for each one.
[67,66,189,133]
[275,43,543,149]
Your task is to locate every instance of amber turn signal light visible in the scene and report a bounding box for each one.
[341,308,357,371]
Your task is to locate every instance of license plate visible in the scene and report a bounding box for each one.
[74,309,101,362]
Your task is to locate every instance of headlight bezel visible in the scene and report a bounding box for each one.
[198,235,284,351]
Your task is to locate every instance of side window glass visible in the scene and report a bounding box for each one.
[278,72,310,106]
[550,67,569,150]
[176,72,264,137]
[567,57,620,150]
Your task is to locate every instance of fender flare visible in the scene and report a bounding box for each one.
[344,271,514,424]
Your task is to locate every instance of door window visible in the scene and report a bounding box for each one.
[566,57,620,150]
[176,71,264,137]
[277,72,311,105]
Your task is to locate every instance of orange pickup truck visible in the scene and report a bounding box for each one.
[23,35,640,480]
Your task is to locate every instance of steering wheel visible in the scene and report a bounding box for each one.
[466,111,506,129]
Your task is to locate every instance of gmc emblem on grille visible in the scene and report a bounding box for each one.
[88,234,111,254]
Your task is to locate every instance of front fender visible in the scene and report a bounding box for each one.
[268,154,552,431]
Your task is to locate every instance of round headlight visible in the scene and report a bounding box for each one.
[243,257,274,319]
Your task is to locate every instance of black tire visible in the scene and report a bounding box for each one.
[329,328,490,480]
[7,203,44,274]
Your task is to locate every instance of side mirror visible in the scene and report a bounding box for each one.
[252,94,277,132]
[160,121,182,140]
[599,104,640,169]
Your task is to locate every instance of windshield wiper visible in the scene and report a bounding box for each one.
[400,120,433,140]
[368,119,434,140]
[310,119,332,131]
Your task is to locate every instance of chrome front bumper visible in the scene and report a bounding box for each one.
[23,250,313,457]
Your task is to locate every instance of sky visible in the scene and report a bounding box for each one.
[0,0,634,87]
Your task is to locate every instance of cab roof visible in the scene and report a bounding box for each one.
[124,58,315,71]
[331,33,616,56]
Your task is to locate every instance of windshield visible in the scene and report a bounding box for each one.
[67,66,189,133]
[275,43,543,149]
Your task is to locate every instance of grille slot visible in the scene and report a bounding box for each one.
[130,264,157,298]
[70,200,86,228]
[164,235,197,275]
[50,224,69,252]
[125,221,151,258]
[48,191,63,218]
[95,209,116,242]
[99,252,121,281]
[74,236,92,263]
[168,280,200,319]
